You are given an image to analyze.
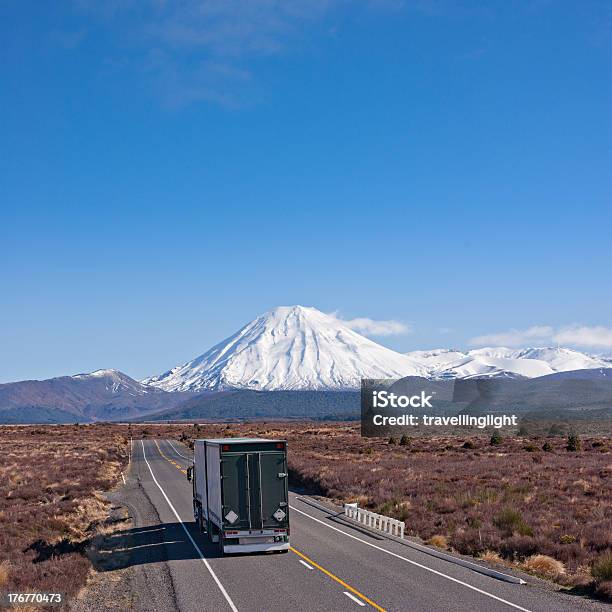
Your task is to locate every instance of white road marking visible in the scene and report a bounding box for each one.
[166,439,193,462]
[121,472,126,484]
[344,592,366,606]
[140,441,238,612]
[289,504,532,612]
[298,559,313,570]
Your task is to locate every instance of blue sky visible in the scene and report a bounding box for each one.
[1,1,611,383]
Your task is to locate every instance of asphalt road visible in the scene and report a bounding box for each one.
[126,439,605,612]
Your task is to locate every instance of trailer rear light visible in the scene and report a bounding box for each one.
[275,443,285,449]
[222,444,230,451]
[225,531,238,535]
[274,529,286,533]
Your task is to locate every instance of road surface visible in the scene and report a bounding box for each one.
[122,439,604,612]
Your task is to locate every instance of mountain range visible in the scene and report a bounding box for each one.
[0,369,188,423]
[1,305,610,422]
[142,306,609,391]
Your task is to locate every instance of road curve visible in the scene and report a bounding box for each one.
[125,439,604,612]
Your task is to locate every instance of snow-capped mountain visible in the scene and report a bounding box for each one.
[406,347,610,379]
[142,305,427,392]
[72,368,150,395]
[143,306,612,392]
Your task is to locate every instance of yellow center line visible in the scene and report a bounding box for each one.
[152,439,385,611]
[290,546,386,611]
[154,439,187,474]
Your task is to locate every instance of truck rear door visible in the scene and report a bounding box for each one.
[220,451,288,530]
[256,452,289,529]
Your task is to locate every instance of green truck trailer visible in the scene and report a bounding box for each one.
[188,438,290,554]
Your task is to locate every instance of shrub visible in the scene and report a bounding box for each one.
[388,437,397,445]
[548,423,565,436]
[567,433,581,452]
[399,435,410,447]
[542,441,553,452]
[462,440,476,449]
[523,444,537,452]
[592,553,612,582]
[595,581,612,601]
[493,508,532,536]
[523,554,566,579]
[466,516,482,529]
[499,535,540,559]
[490,431,503,446]
[559,534,576,544]
[428,535,448,549]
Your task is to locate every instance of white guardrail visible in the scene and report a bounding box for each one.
[344,503,405,539]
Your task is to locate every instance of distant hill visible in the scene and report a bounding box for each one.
[540,367,612,380]
[455,372,612,419]
[139,390,361,422]
[0,369,186,423]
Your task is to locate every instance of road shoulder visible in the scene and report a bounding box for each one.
[70,469,178,612]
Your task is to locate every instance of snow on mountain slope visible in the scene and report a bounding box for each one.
[407,346,609,379]
[508,347,609,372]
[73,369,149,395]
[404,349,467,369]
[143,306,427,392]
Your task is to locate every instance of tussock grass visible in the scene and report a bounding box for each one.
[0,560,10,587]
[427,535,448,549]
[523,554,566,579]
[479,550,503,563]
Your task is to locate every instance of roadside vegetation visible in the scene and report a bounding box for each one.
[1,422,609,602]
[0,425,128,600]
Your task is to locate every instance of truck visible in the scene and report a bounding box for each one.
[187,438,290,554]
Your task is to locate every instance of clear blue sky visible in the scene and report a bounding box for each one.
[1,1,611,383]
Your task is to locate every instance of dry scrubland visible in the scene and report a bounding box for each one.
[0,425,128,601]
[0,422,611,604]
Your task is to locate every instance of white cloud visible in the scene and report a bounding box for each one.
[71,0,413,107]
[470,324,612,349]
[553,326,612,349]
[469,326,554,347]
[72,0,344,107]
[331,314,411,336]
